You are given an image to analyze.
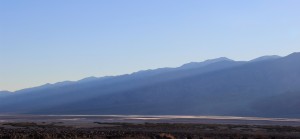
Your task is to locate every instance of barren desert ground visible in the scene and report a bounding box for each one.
[1,115,300,139]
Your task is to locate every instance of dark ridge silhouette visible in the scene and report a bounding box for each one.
[0,53,300,118]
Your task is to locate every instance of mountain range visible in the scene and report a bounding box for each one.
[1,53,300,118]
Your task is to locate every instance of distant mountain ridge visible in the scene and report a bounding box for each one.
[250,55,281,62]
[180,57,234,69]
[1,53,300,118]
[8,57,239,93]
[0,91,11,98]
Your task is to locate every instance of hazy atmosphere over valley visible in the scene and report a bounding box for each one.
[1,0,300,117]
[2,1,300,138]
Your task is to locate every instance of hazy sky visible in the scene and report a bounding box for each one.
[1,0,300,91]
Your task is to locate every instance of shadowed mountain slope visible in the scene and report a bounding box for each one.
[0,57,242,113]
[1,53,300,118]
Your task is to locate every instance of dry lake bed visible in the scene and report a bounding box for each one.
[1,115,300,139]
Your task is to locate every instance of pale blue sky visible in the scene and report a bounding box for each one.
[1,0,300,91]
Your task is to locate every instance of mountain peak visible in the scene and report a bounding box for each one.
[78,76,99,82]
[0,91,10,93]
[180,57,233,69]
[250,55,281,62]
[287,52,300,57]
[0,91,11,97]
[205,57,233,63]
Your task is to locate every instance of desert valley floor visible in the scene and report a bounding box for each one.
[1,115,300,139]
